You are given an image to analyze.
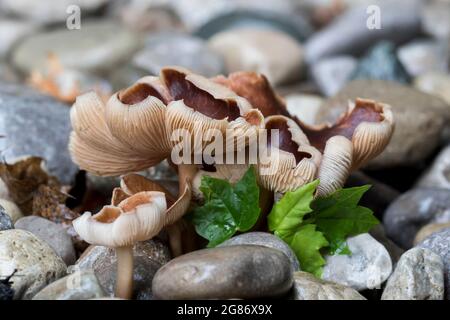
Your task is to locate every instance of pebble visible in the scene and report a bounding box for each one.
[317,79,450,168]
[285,94,324,125]
[416,145,450,190]
[369,224,404,264]
[208,28,303,85]
[133,32,224,77]
[32,270,105,300]
[0,0,109,24]
[381,248,444,300]
[152,245,293,299]
[15,216,76,266]
[421,0,450,39]
[397,40,449,77]
[417,228,450,299]
[350,41,411,84]
[310,55,357,97]
[384,188,450,249]
[0,199,23,223]
[0,229,67,299]
[414,72,450,106]
[12,21,142,75]
[0,206,14,231]
[0,19,36,58]
[414,222,450,246]
[76,240,171,300]
[305,0,422,63]
[0,83,78,184]
[219,232,300,271]
[322,234,392,291]
[291,271,366,300]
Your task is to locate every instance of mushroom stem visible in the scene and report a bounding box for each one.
[177,163,197,192]
[167,223,183,257]
[115,245,134,299]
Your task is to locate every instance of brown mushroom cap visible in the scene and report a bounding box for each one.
[258,115,322,193]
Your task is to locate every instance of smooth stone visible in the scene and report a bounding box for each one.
[322,234,392,291]
[0,83,78,184]
[414,222,450,246]
[421,0,450,39]
[350,41,411,84]
[414,72,450,106]
[0,0,109,24]
[0,199,23,223]
[152,245,293,299]
[398,40,449,77]
[0,19,37,58]
[0,229,67,300]
[219,232,300,271]
[369,224,404,264]
[285,94,324,125]
[119,3,182,32]
[15,216,76,266]
[76,240,171,300]
[416,145,450,190]
[32,270,105,300]
[0,61,20,83]
[12,21,142,75]
[417,228,450,299]
[310,55,357,97]
[382,248,444,300]
[0,179,8,199]
[384,188,450,249]
[318,79,450,168]
[292,271,366,300]
[108,64,149,91]
[0,206,13,231]
[209,28,303,85]
[305,0,422,63]
[133,33,224,77]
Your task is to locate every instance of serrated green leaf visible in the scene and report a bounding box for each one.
[268,180,319,234]
[233,167,260,231]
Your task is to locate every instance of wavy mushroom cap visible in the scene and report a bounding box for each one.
[258,115,322,193]
[73,191,167,248]
[298,98,394,170]
[160,66,264,152]
[69,91,160,176]
[105,76,172,158]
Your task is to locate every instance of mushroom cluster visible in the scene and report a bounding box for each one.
[69,66,394,299]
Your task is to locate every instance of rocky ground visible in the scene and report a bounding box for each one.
[0,0,450,300]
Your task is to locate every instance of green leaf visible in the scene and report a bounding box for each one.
[191,166,261,247]
[289,224,329,277]
[267,180,319,234]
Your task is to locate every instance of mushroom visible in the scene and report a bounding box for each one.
[73,191,167,299]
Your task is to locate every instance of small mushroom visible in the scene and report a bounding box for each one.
[73,191,167,299]
[258,115,322,193]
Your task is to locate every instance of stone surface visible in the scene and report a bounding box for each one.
[305,0,422,63]
[152,245,293,299]
[0,83,78,184]
[322,234,392,291]
[384,188,450,249]
[32,270,105,300]
[350,41,411,84]
[285,94,323,125]
[12,21,142,75]
[208,28,303,85]
[414,222,450,246]
[398,40,449,77]
[15,216,76,266]
[0,0,109,24]
[311,55,357,97]
[318,80,450,168]
[416,145,450,190]
[414,72,450,106]
[369,224,404,264]
[0,199,23,223]
[421,0,450,39]
[76,240,171,300]
[292,271,366,300]
[382,248,444,300]
[0,19,36,58]
[133,33,224,77]
[0,229,67,300]
[219,232,300,271]
[417,228,450,299]
[0,206,13,231]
